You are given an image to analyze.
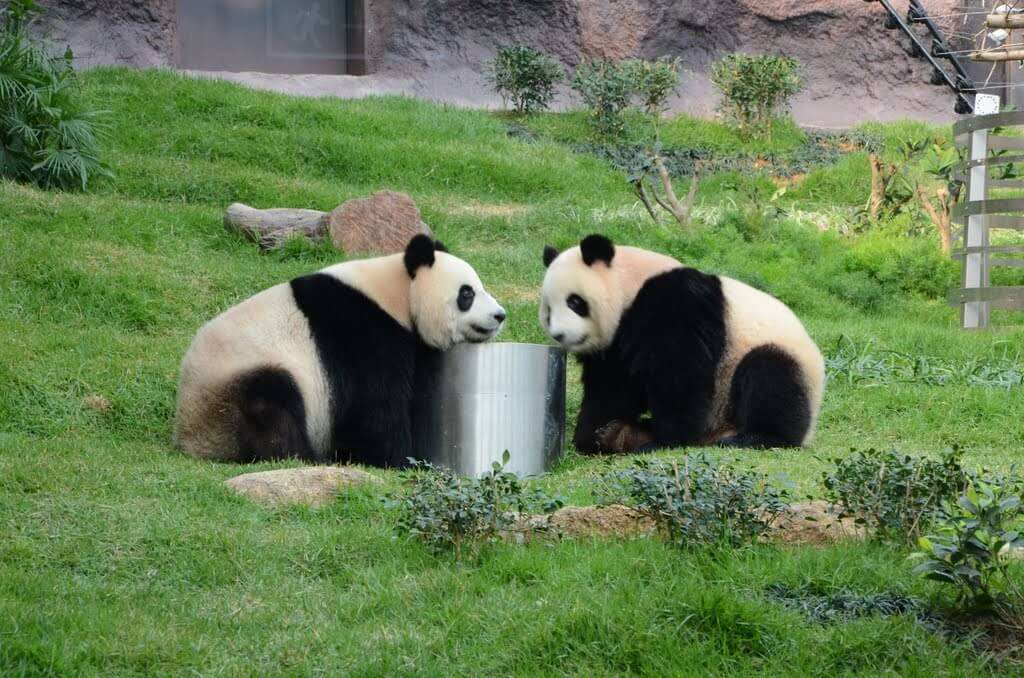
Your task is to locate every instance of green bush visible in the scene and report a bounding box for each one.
[710,54,802,140]
[389,454,562,560]
[912,479,1024,610]
[822,449,971,545]
[570,57,681,137]
[486,45,565,115]
[843,232,957,300]
[0,0,109,189]
[602,455,790,548]
[570,59,636,137]
[626,56,681,115]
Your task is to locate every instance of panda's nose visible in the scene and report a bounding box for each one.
[552,332,565,343]
[493,311,506,324]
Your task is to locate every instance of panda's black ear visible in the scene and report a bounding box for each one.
[404,234,436,278]
[434,240,449,254]
[542,245,559,268]
[580,234,615,267]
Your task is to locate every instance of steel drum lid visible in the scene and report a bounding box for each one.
[412,342,566,477]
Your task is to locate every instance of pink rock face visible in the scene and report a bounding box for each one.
[327,190,432,255]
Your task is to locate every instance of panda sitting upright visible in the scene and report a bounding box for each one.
[539,234,824,452]
[175,235,506,466]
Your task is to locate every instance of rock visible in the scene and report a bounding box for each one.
[223,203,328,250]
[224,466,381,508]
[82,394,111,412]
[41,0,973,125]
[1000,543,1024,561]
[327,190,431,255]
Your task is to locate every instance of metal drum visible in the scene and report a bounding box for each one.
[413,343,566,477]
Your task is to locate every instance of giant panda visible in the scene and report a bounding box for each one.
[539,234,825,452]
[174,235,506,466]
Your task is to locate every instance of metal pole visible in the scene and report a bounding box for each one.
[964,119,989,328]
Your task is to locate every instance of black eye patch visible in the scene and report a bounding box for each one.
[567,293,589,318]
[457,285,476,312]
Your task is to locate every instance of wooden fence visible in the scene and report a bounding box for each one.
[951,111,1024,328]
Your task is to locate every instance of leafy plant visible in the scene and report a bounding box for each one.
[821,448,971,544]
[486,45,565,115]
[570,59,636,137]
[389,452,562,560]
[626,56,681,115]
[0,0,110,189]
[710,53,802,140]
[602,455,790,547]
[912,479,1024,610]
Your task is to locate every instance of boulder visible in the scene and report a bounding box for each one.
[327,190,431,255]
[224,466,381,508]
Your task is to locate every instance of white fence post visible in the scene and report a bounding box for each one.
[963,95,996,329]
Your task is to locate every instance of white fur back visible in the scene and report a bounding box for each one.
[713,277,826,444]
[174,283,332,456]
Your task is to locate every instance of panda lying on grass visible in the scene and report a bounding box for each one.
[174,235,506,466]
[540,234,825,453]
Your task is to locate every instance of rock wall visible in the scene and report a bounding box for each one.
[31,0,969,124]
[35,0,176,68]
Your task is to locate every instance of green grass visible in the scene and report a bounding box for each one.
[2,68,1023,675]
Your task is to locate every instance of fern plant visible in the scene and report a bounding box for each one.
[0,0,110,189]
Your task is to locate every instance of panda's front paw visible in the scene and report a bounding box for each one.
[595,420,655,453]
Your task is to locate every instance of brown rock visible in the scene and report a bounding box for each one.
[82,394,112,412]
[327,190,431,255]
[224,466,381,508]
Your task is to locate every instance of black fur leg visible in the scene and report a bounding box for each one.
[573,352,646,454]
[234,367,318,462]
[727,344,810,449]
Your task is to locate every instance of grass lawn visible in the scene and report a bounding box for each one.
[2,68,1023,675]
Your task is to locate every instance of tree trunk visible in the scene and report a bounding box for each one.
[869,154,886,221]
[916,184,953,255]
[652,154,700,229]
[224,203,328,249]
[632,178,659,222]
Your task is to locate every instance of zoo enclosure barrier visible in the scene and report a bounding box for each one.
[952,110,1024,328]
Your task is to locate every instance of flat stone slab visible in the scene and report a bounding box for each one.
[225,466,381,507]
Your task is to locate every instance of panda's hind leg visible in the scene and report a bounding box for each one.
[233,367,318,463]
[721,344,810,449]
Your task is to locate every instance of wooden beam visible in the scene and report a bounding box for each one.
[986,13,1024,29]
[971,47,1024,62]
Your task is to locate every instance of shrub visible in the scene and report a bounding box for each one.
[822,449,971,544]
[570,59,636,137]
[912,479,1024,610]
[602,455,790,547]
[626,56,681,115]
[710,53,802,139]
[0,0,110,189]
[389,453,562,560]
[570,57,682,138]
[486,45,564,115]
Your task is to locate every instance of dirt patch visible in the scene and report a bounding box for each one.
[446,201,532,220]
[511,500,865,545]
[770,500,866,545]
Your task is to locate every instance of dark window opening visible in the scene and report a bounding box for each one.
[176,0,366,75]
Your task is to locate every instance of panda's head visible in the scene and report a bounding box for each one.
[539,234,622,355]
[404,235,506,350]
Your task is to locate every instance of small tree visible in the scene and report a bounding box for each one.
[710,53,802,140]
[486,45,564,115]
[570,59,636,136]
[0,0,110,189]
